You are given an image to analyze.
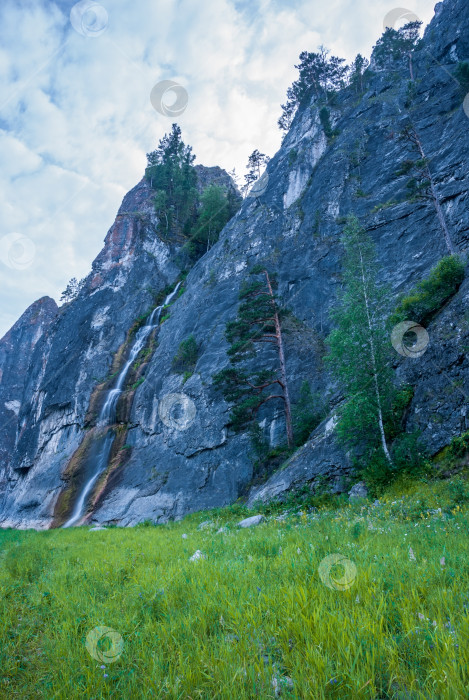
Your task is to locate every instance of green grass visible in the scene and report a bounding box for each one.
[391,255,465,326]
[1,475,469,699]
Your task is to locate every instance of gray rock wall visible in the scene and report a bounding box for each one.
[0,0,468,527]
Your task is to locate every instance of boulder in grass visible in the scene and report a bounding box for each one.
[237,514,264,528]
[189,550,206,562]
[89,526,107,531]
[197,520,211,530]
[348,482,368,502]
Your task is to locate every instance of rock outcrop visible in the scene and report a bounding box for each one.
[0,297,58,486]
[0,0,468,528]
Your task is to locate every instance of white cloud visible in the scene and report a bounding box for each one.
[0,0,436,338]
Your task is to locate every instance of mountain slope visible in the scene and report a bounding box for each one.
[0,0,468,529]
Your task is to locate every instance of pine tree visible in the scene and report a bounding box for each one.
[214,266,293,446]
[145,124,198,237]
[348,54,370,95]
[399,123,456,255]
[325,216,394,466]
[372,21,422,78]
[242,150,270,197]
[191,185,231,254]
[60,277,82,304]
[278,46,348,132]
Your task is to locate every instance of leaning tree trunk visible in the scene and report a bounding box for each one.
[264,271,294,447]
[410,126,456,255]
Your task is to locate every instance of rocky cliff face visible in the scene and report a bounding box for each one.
[0,297,58,485]
[0,0,468,529]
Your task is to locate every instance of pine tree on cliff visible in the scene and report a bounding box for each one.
[326,215,394,466]
[214,266,294,447]
[278,46,348,132]
[372,21,422,79]
[242,150,270,197]
[398,122,456,255]
[145,124,198,236]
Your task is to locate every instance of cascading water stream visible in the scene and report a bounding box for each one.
[63,283,181,528]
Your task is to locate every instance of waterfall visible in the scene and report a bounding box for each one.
[63,282,181,528]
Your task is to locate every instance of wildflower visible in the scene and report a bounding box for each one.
[100,665,105,669]
[104,674,108,678]
[297,548,301,555]
[257,587,261,592]
[440,557,445,567]
[409,547,416,561]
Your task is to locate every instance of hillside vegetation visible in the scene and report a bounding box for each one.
[1,473,468,699]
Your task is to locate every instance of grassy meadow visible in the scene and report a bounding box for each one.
[0,475,468,699]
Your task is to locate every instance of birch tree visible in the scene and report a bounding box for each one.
[326,216,394,466]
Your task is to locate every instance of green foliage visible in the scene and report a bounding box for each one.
[278,45,348,131]
[391,255,465,325]
[372,21,422,70]
[384,385,414,441]
[1,477,469,698]
[394,159,415,176]
[288,148,298,166]
[348,53,371,95]
[242,150,270,197]
[184,184,234,260]
[359,432,430,496]
[182,371,193,385]
[213,268,290,438]
[145,124,198,238]
[146,125,240,264]
[370,200,398,213]
[454,61,469,93]
[318,106,338,140]
[354,187,368,198]
[172,334,198,374]
[325,215,395,457]
[60,277,84,304]
[131,377,145,390]
[448,431,469,460]
[292,381,323,446]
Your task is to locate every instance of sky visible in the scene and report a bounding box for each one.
[0,0,437,339]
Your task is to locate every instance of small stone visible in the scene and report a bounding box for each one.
[197,520,211,530]
[217,526,228,534]
[238,514,264,528]
[189,550,206,562]
[89,526,106,531]
[348,482,368,502]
